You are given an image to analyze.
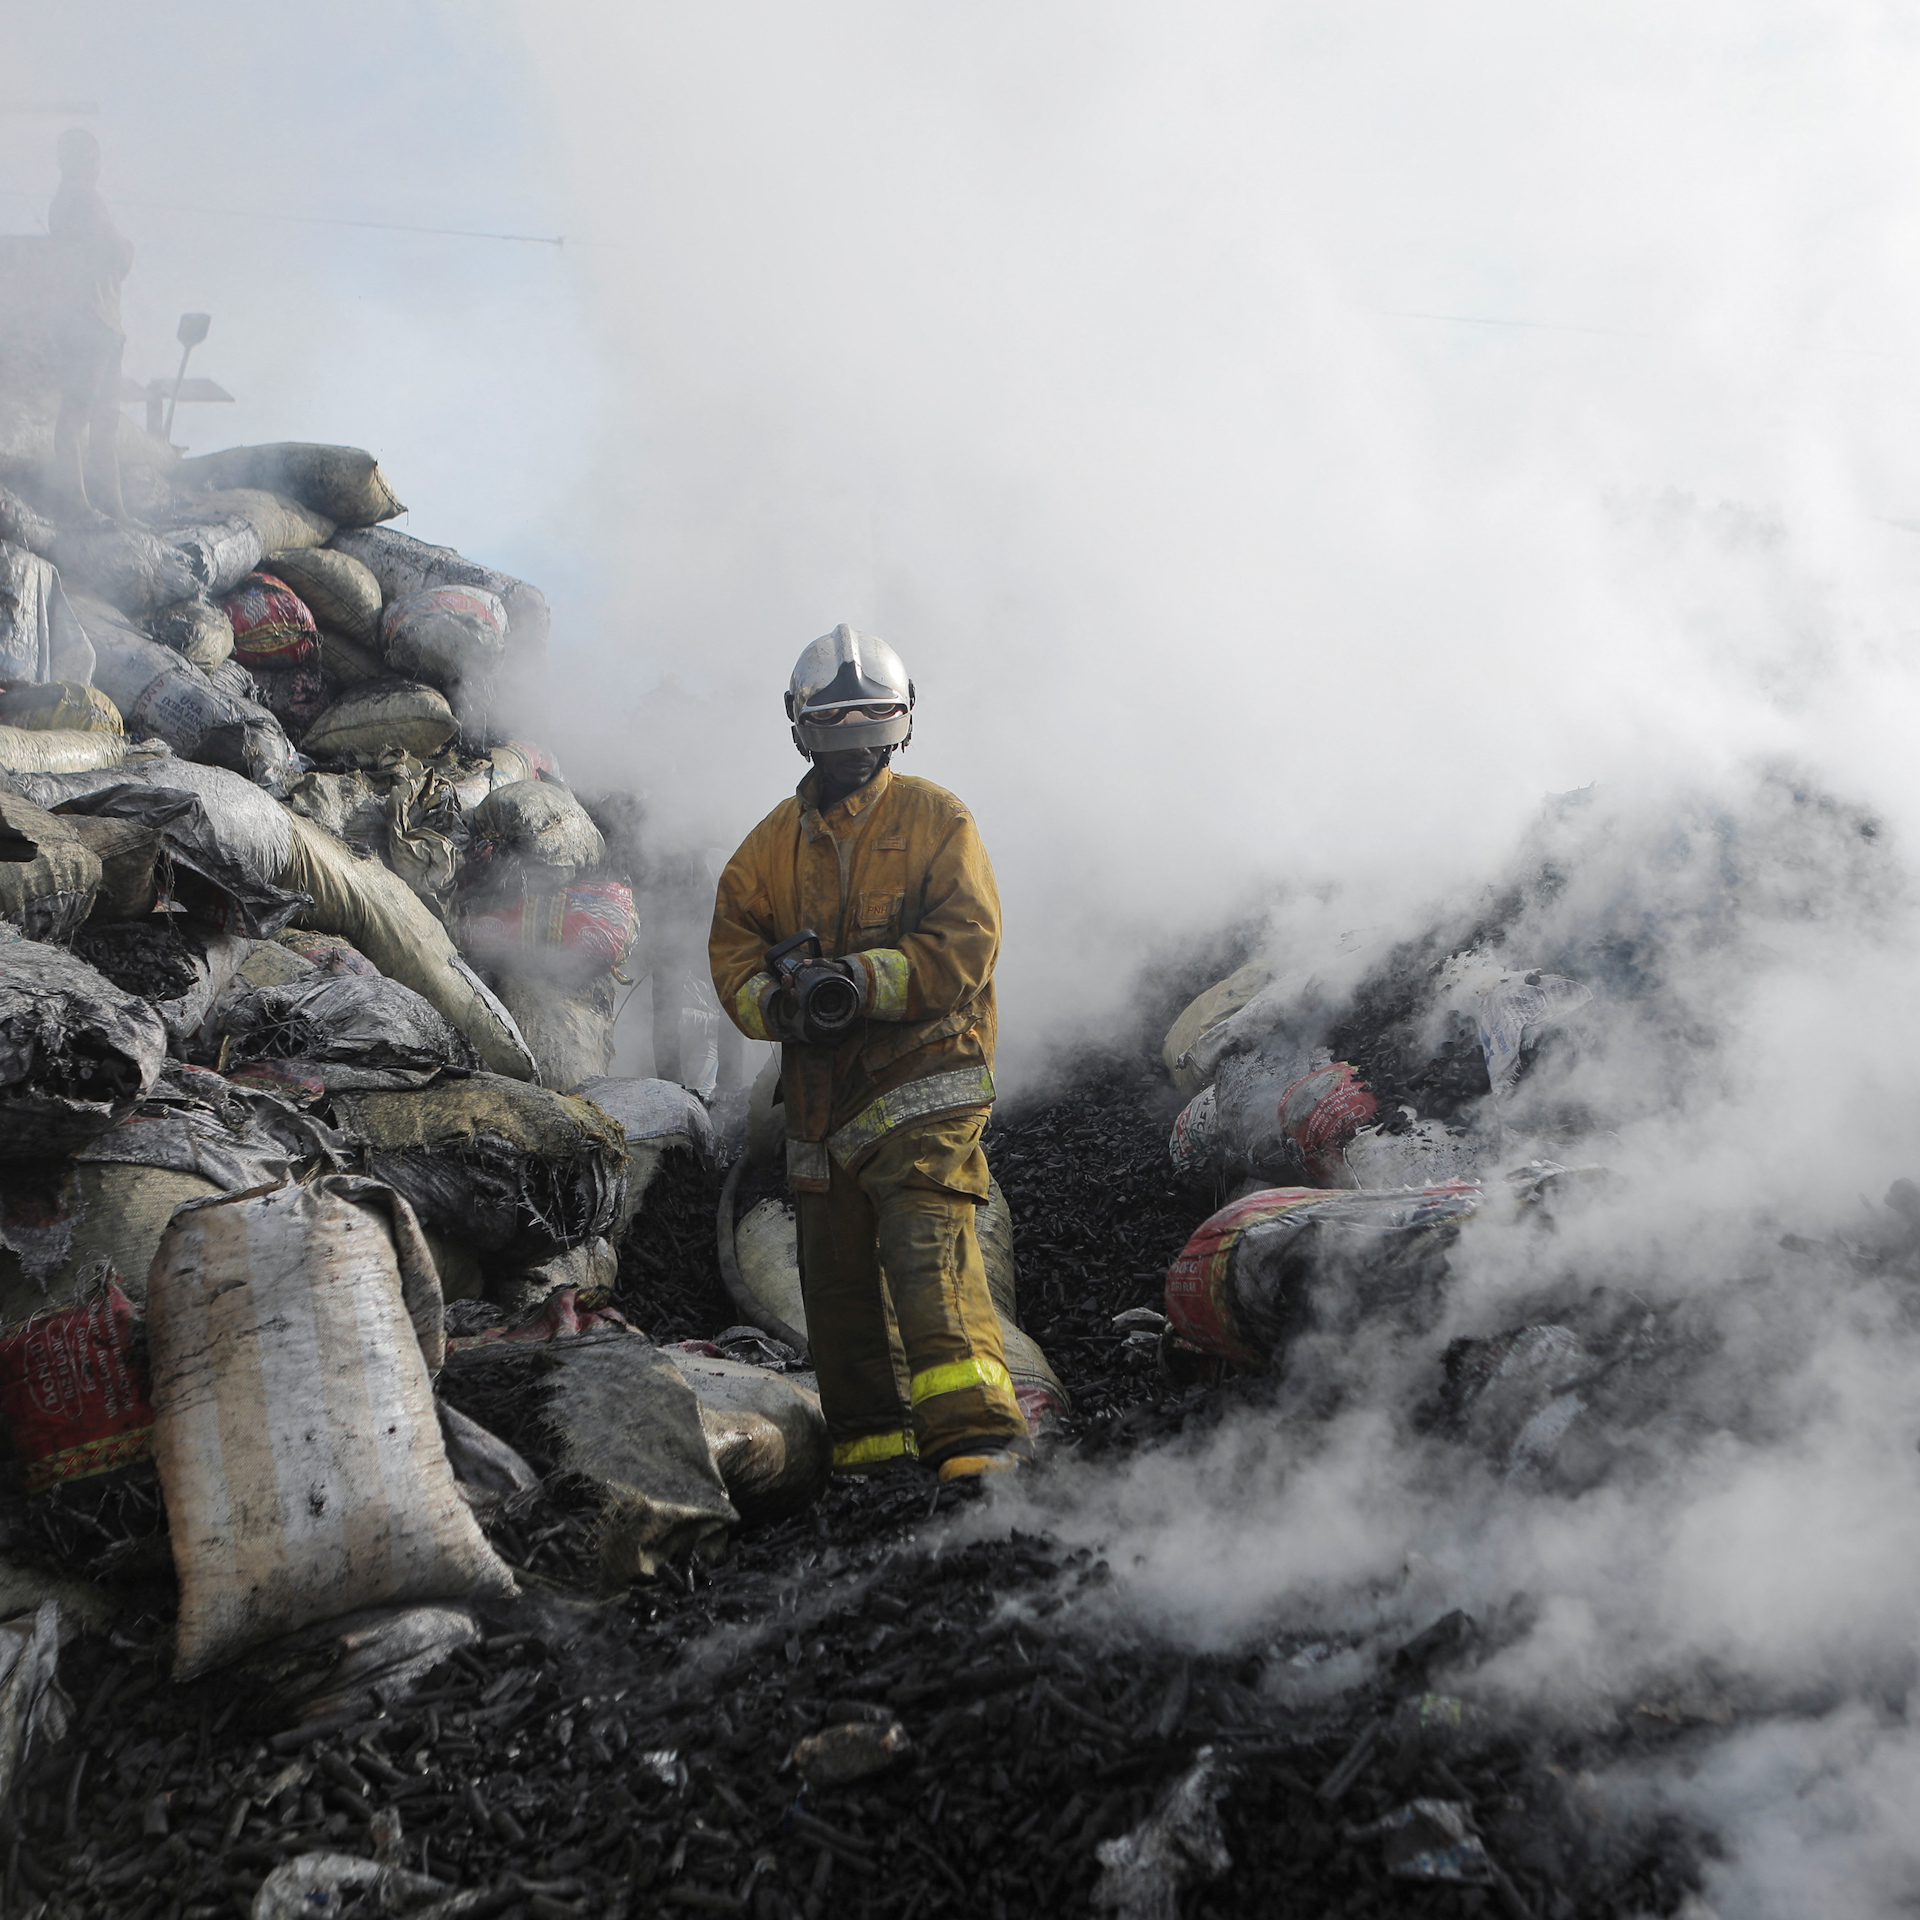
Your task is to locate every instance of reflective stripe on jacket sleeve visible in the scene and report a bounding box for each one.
[733,970,780,1043]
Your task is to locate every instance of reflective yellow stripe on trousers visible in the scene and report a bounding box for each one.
[909,1355,1013,1407]
[831,1429,918,1470]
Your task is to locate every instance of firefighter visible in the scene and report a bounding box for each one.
[710,625,1030,1482]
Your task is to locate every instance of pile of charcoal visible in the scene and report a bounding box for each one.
[15,1465,1707,1920]
[1,1035,1708,1920]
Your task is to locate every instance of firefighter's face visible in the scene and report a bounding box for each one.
[812,746,887,798]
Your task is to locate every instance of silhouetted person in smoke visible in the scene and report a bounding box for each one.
[48,127,134,526]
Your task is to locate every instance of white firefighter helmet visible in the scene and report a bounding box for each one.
[785,623,915,757]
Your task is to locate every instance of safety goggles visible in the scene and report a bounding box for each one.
[806,702,908,724]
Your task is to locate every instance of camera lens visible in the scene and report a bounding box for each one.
[801,972,861,1034]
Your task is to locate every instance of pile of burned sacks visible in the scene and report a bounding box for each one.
[1139,779,1872,1496]
[0,441,829,1768]
[1151,872,1613,1388]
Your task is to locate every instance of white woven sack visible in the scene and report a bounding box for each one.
[148,1176,515,1680]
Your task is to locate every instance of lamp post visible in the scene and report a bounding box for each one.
[163,312,212,443]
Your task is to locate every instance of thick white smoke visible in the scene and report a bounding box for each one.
[972,754,1920,1917]
[512,3,1920,1086]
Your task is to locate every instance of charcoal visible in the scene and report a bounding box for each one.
[71,920,205,1003]
[791,1720,910,1787]
[6,1036,1707,1920]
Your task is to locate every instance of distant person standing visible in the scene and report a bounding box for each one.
[48,128,134,525]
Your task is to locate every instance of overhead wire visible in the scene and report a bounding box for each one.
[0,186,563,246]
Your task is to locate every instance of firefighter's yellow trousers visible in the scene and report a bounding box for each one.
[795,1109,1027,1471]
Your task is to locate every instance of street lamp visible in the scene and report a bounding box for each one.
[119,312,233,447]
[164,312,211,442]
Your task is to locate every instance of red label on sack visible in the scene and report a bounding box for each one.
[381,586,507,645]
[0,1284,154,1490]
[1165,1187,1331,1365]
[462,881,636,978]
[1277,1062,1377,1157]
[224,571,318,666]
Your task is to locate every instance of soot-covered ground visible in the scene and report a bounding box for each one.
[3,957,1711,1918]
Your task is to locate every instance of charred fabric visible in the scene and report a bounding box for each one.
[0,427,1896,1919]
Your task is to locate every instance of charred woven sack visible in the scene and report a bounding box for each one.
[147,1176,515,1680]
[145,594,234,670]
[467,779,605,883]
[438,1327,735,1583]
[0,1278,154,1487]
[23,762,305,938]
[49,524,198,616]
[331,524,545,659]
[0,488,56,560]
[659,1346,829,1524]
[59,819,160,923]
[0,938,166,1155]
[302,677,458,765]
[0,725,129,777]
[216,972,480,1076]
[243,661,334,736]
[0,540,58,683]
[0,792,101,940]
[281,768,384,853]
[380,584,507,694]
[575,1074,713,1230]
[489,973,615,1094]
[1162,960,1275,1098]
[162,516,263,598]
[222,571,318,669]
[1165,1183,1483,1367]
[26,752,291,874]
[275,927,378,976]
[261,546,383,647]
[193,488,334,556]
[446,741,538,812]
[235,1601,483,1730]
[0,682,121,734]
[0,1163,221,1326]
[67,591,295,791]
[313,628,382,687]
[461,879,636,986]
[278,813,535,1079]
[178,444,405,529]
[330,1074,628,1260]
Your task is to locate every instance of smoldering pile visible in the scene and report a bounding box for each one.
[11,1348,1713,1920]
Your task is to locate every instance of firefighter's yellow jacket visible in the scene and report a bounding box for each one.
[709,766,998,1190]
